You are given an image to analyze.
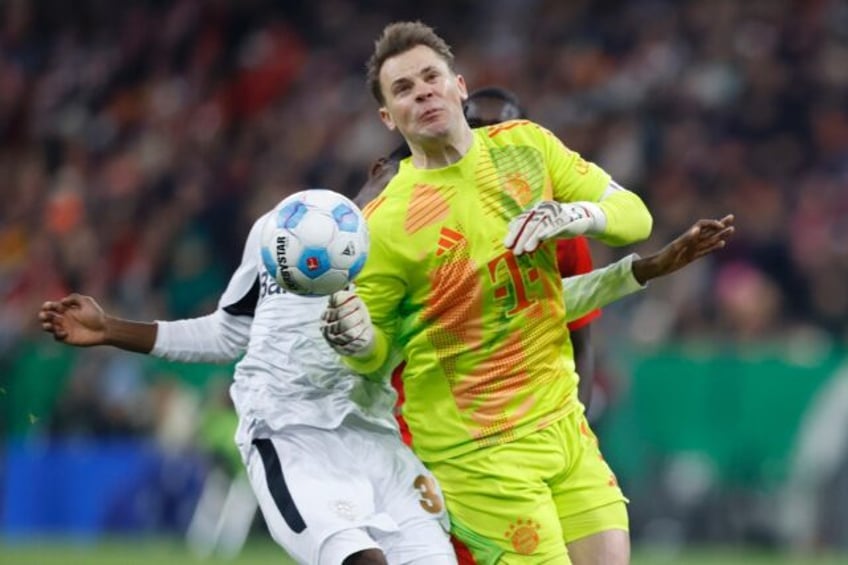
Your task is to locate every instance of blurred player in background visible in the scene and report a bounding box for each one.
[185,381,258,560]
[324,20,653,564]
[464,86,601,412]
[38,203,458,565]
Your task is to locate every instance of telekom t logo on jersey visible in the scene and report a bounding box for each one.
[487,251,542,316]
[435,226,544,316]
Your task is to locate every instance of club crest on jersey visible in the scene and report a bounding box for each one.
[504,172,532,207]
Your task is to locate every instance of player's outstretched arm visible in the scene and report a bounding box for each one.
[39,293,157,353]
[631,214,735,284]
[562,215,734,322]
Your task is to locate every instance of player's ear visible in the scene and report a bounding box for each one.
[379,107,396,131]
[456,74,468,101]
[370,157,388,179]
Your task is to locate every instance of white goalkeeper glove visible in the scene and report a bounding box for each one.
[504,201,606,256]
[321,290,375,357]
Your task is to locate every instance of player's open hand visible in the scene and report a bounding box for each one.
[505,201,604,255]
[321,290,375,357]
[633,215,735,284]
[38,293,109,346]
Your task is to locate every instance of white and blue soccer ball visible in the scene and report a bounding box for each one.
[260,189,369,296]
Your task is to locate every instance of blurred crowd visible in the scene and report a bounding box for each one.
[0,0,848,347]
[1,0,847,553]
[0,0,848,348]
[1,0,847,427]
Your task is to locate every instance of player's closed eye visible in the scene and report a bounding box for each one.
[392,81,413,96]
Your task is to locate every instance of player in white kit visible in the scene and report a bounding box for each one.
[37,206,457,565]
[39,180,733,565]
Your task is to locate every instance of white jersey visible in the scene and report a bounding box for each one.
[151,212,399,437]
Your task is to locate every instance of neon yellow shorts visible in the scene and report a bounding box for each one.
[427,409,628,564]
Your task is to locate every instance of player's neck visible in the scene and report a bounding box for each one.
[409,126,474,169]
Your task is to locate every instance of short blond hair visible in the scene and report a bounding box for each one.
[366,21,455,105]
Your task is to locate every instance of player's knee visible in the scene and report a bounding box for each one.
[342,548,388,565]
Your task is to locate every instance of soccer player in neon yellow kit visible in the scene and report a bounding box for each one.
[324,21,652,564]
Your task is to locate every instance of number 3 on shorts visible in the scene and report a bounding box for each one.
[414,475,444,514]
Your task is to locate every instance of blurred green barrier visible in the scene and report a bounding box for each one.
[0,341,235,438]
[600,342,844,489]
[2,337,844,495]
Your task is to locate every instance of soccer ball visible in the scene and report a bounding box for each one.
[260,189,369,296]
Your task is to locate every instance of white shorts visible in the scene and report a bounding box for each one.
[241,421,455,565]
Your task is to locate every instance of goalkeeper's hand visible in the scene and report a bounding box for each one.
[504,201,605,256]
[321,290,375,357]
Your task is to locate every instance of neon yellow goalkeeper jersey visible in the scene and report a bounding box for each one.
[351,120,652,462]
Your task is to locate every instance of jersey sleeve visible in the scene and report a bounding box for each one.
[592,185,654,245]
[556,237,601,331]
[538,124,653,245]
[539,124,610,204]
[153,310,251,363]
[561,253,645,323]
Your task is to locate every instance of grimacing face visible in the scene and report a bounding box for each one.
[377,45,468,145]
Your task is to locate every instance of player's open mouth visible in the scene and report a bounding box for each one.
[419,108,441,123]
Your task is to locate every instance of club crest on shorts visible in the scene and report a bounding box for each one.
[505,518,540,555]
[329,499,357,521]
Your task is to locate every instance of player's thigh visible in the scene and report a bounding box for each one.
[565,524,629,565]
[244,429,385,564]
[364,430,456,564]
[550,412,628,544]
[428,432,571,564]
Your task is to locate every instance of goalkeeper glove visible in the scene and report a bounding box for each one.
[321,290,375,357]
[504,201,606,256]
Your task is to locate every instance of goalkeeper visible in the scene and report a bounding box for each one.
[323,20,655,565]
